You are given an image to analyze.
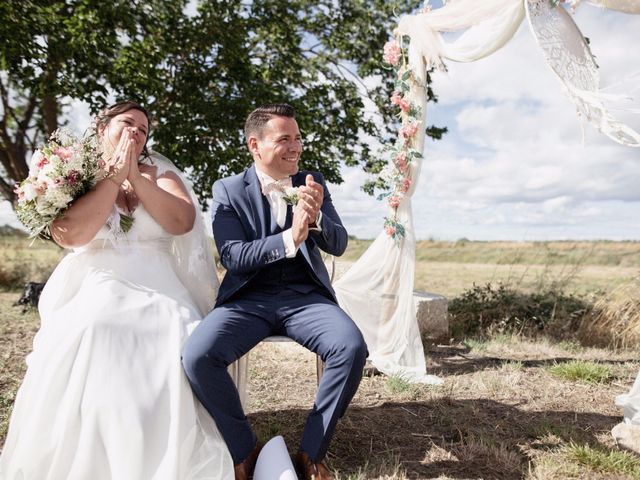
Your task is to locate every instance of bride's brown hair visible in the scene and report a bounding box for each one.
[94,100,152,159]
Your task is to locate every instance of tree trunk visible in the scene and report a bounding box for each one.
[42,69,59,137]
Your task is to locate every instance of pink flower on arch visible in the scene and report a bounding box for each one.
[385,225,396,237]
[383,40,402,66]
[399,122,419,139]
[390,92,411,113]
[400,177,412,193]
[395,151,408,172]
[388,196,401,209]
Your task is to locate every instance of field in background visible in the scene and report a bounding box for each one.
[342,238,639,298]
[2,230,638,297]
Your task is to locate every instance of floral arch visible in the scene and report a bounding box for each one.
[334,0,640,382]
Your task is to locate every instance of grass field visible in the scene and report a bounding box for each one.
[341,238,640,298]
[1,234,639,478]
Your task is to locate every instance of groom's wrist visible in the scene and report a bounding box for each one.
[309,211,323,231]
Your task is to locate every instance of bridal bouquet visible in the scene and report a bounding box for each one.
[14,128,109,239]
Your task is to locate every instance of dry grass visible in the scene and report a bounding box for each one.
[0,235,62,290]
[341,239,640,299]
[241,337,640,479]
[0,293,39,444]
[2,294,640,478]
[578,277,640,349]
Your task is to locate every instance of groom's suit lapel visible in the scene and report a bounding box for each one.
[244,165,270,239]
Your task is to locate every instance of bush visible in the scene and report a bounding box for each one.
[0,251,33,290]
[449,282,592,339]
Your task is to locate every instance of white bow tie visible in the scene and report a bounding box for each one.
[261,177,292,196]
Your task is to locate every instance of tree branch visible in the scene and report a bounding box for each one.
[0,166,16,204]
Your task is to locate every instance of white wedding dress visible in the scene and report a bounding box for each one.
[0,159,234,479]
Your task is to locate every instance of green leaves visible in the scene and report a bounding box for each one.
[2,0,447,209]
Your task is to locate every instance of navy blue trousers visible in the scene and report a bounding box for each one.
[182,288,367,464]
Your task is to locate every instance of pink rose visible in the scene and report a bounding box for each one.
[401,177,412,193]
[391,92,410,112]
[66,170,81,185]
[383,40,402,66]
[400,122,419,139]
[54,146,74,161]
[35,155,49,169]
[35,181,47,195]
[396,153,408,172]
[388,196,401,209]
[385,225,396,237]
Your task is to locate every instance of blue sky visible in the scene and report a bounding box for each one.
[2,3,639,240]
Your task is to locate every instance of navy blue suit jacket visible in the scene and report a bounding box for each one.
[211,165,348,306]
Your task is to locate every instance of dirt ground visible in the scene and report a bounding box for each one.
[247,340,639,479]
[2,292,639,479]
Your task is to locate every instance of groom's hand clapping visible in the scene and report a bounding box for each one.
[298,174,324,227]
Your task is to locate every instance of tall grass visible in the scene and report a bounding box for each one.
[342,239,640,267]
[578,277,640,349]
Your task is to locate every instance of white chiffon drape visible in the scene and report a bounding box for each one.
[0,155,234,480]
[335,84,432,381]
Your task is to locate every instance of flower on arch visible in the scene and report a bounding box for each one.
[383,40,402,66]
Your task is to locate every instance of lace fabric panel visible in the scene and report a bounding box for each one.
[526,0,640,146]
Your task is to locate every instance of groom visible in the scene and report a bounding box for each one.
[182,104,367,480]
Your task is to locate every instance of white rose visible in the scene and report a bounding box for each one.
[21,183,38,201]
[65,153,84,172]
[28,151,45,177]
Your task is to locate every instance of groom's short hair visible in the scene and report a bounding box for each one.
[244,104,296,140]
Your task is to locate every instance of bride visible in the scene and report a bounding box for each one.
[0,101,234,479]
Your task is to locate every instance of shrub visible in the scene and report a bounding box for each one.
[449,282,592,339]
[0,251,33,290]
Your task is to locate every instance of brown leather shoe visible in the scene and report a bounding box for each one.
[295,451,334,480]
[234,442,262,480]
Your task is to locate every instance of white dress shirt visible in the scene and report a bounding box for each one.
[255,168,323,258]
